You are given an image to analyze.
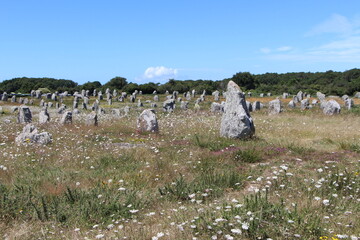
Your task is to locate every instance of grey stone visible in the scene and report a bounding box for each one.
[345,98,354,110]
[300,99,310,110]
[163,99,175,112]
[246,101,252,112]
[137,109,159,133]
[354,92,360,98]
[323,100,341,115]
[137,99,143,107]
[210,102,224,113]
[60,111,72,124]
[180,101,188,110]
[15,124,52,145]
[17,106,32,123]
[297,91,304,101]
[252,101,262,111]
[213,90,220,101]
[39,107,50,124]
[268,98,282,114]
[154,95,159,102]
[288,100,296,108]
[86,111,98,126]
[11,95,16,103]
[220,81,255,139]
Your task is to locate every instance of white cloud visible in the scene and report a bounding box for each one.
[306,14,359,36]
[143,66,178,80]
[276,46,292,52]
[260,48,271,54]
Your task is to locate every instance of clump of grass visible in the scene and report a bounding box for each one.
[338,141,360,153]
[193,134,234,151]
[0,183,148,227]
[287,143,315,156]
[159,171,244,201]
[193,191,324,239]
[233,148,263,163]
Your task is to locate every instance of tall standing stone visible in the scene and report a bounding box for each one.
[268,98,282,115]
[86,111,98,126]
[344,98,354,110]
[220,81,255,139]
[60,111,72,124]
[17,106,32,123]
[137,109,159,133]
[163,99,175,112]
[39,107,50,124]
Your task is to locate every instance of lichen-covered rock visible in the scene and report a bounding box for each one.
[180,101,188,110]
[17,106,32,123]
[210,102,224,113]
[323,100,341,115]
[268,98,282,115]
[300,99,310,110]
[288,100,296,108]
[344,98,354,110]
[137,109,159,133]
[60,111,72,124]
[317,92,326,101]
[15,124,52,145]
[220,81,255,139]
[38,108,50,124]
[86,111,98,126]
[163,99,175,112]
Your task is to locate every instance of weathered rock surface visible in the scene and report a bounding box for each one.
[38,108,50,124]
[210,102,224,113]
[323,100,341,115]
[137,109,159,133]
[220,81,255,139]
[60,111,72,124]
[17,106,32,123]
[268,98,282,115]
[15,124,52,145]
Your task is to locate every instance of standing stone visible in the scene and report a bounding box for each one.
[51,93,57,101]
[180,101,188,110]
[323,100,341,115]
[83,97,89,105]
[259,93,264,97]
[300,99,310,110]
[137,109,159,133]
[297,91,304,101]
[137,99,143,107]
[39,107,50,124]
[93,89,97,97]
[73,101,78,109]
[317,92,326,101]
[247,92,252,97]
[17,106,32,123]
[246,101,253,112]
[11,95,16,103]
[48,102,53,108]
[210,102,224,113]
[60,111,72,124]
[252,101,262,111]
[267,93,272,97]
[23,98,29,105]
[1,92,8,101]
[153,90,157,95]
[268,98,283,115]
[282,93,289,99]
[220,81,255,139]
[86,111,98,126]
[130,95,136,103]
[192,89,196,98]
[39,99,45,107]
[312,99,318,105]
[163,99,175,112]
[55,102,60,109]
[292,95,299,104]
[345,98,354,110]
[354,92,360,98]
[341,95,349,101]
[154,95,159,102]
[108,99,112,105]
[85,90,90,97]
[186,92,191,101]
[288,100,296,108]
[212,90,220,101]
[92,100,99,112]
[35,90,42,99]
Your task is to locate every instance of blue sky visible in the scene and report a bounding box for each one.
[1,0,360,84]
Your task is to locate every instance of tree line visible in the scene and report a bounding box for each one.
[1,68,360,96]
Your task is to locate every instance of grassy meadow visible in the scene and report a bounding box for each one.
[0,94,359,240]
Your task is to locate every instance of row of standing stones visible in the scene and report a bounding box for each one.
[2,82,359,145]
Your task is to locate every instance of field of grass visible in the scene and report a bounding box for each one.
[0,94,359,240]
